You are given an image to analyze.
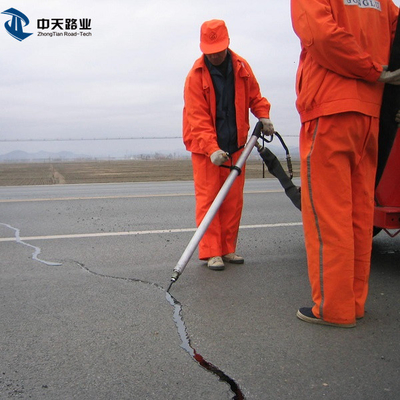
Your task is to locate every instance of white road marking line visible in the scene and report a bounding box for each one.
[0,222,302,242]
[0,190,281,203]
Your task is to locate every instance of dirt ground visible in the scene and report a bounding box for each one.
[0,158,300,186]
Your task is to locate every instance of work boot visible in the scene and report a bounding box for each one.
[207,256,225,271]
[222,253,244,264]
[296,307,356,328]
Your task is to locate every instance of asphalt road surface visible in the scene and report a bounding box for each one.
[0,178,399,400]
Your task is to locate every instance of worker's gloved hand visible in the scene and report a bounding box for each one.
[210,150,229,166]
[396,109,400,127]
[378,66,400,85]
[260,118,274,136]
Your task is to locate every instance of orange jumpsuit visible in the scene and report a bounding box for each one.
[291,0,398,324]
[183,49,270,260]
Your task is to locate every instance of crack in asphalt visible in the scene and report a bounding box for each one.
[0,223,62,266]
[1,223,245,399]
[77,262,245,399]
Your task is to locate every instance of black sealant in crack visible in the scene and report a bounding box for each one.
[165,292,245,400]
[2,223,245,399]
[76,263,246,400]
[76,263,245,399]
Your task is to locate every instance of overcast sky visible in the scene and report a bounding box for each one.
[1,1,399,158]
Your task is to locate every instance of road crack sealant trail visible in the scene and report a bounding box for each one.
[0,223,61,266]
[1,223,246,399]
[78,263,246,400]
[165,292,245,400]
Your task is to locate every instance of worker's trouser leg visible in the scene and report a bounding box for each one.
[300,113,378,324]
[191,151,245,260]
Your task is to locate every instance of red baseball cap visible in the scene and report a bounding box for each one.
[200,19,230,54]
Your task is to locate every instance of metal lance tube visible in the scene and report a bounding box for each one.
[167,122,263,292]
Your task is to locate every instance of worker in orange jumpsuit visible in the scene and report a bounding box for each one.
[291,0,400,327]
[183,19,274,270]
